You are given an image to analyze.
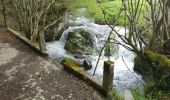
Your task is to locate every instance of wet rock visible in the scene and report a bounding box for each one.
[64,28,93,55]
[71,49,84,55]
[83,59,92,70]
[74,54,87,59]
[61,57,81,67]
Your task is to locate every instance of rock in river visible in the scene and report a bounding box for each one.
[83,59,92,70]
[64,28,93,56]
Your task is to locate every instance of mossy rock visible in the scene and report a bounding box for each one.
[134,50,170,91]
[61,57,81,67]
[64,29,93,55]
[61,57,84,74]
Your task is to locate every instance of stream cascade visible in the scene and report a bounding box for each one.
[46,8,143,91]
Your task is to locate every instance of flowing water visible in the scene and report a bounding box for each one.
[46,8,143,91]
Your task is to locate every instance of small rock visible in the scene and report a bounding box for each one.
[68,93,74,99]
[51,94,64,100]
[83,59,92,70]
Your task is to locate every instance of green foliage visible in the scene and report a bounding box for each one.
[131,88,148,100]
[150,91,170,100]
[46,3,66,24]
[99,1,125,25]
[144,83,170,100]
[112,89,124,100]
[131,87,170,100]
[144,82,156,96]
[67,0,124,25]
[67,0,147,25]
[134,50,170,99]
[145,51,170,67]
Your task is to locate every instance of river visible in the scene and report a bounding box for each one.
[46,8,144,91]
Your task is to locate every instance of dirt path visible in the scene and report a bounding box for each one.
[0,27,104,100]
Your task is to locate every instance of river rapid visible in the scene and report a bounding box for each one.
[46,8,144,91]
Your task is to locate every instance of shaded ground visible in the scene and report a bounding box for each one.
[0,27,104,100]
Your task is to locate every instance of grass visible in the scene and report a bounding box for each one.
[67,0,148,26]
[67,0,122,24]
[131,88,149,100]
[131,87,170,100]
[112,89,124,100]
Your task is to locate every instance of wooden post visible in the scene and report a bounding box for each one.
[103,61,114,100]
[38,31,47,53]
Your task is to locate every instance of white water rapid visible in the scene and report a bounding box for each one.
[46,8,143,91]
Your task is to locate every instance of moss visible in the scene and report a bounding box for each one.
[134,50,170,92]
[79,30,91,40]
[144,83,170,100]
[134,51,170,99]
[61,57,81,67]
[104,61,114,66]
[64,29,93,55]
[61,57,84,75]
[84,47,93,55]
[145,51,170,68]
[64,41,85,54]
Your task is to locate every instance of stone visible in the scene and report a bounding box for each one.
[64,28,93,55]
[83,59,92,70]
[61,57,81,67]
[134,51,170,90]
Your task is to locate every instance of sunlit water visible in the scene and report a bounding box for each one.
[46,8,144,91]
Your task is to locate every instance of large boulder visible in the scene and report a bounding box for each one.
[64,29,93,56]
[134,51,170,91]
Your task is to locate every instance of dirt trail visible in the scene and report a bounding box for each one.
[0,27,104,100]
